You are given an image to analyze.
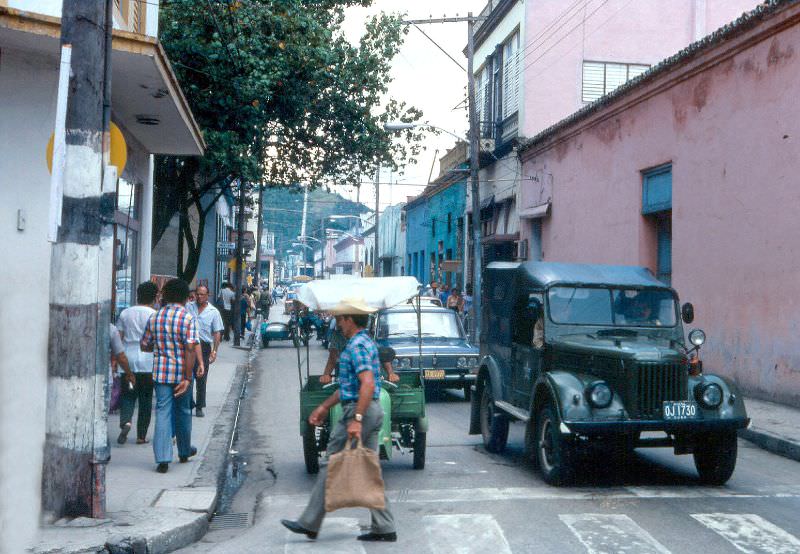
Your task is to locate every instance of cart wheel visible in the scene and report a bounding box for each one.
[303,426,320,474]
[413,424,426,470]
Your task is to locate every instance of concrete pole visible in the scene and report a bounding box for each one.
[43,0,112,519]
[233,180,246,346]
[467,13,483,343]
[374,165,380,276]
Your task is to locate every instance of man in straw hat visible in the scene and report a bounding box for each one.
[281,310,397,543]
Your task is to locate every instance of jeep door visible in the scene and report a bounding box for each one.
[510,292,543,409]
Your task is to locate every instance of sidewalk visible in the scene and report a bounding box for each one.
[32,340,251,554]
[740,395,800,463]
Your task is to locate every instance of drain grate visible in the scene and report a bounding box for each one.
[209,512,250,530]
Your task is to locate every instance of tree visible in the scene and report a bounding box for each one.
[155,0,425,281]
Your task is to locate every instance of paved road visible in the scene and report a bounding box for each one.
[185,300,800,553]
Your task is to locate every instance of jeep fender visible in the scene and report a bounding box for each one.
[688,373,749,421]
[530,371,628,430]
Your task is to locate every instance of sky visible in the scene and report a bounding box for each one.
[335,0,487,213]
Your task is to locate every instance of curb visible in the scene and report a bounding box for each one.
[739,427,800,463]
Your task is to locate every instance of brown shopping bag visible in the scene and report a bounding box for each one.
[325,437,386,512]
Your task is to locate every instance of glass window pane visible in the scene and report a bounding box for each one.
[548,286,613,325]
[117,178,138,219]
[612,289,676,327]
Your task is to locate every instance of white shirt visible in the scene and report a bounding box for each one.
[116,305,156,373]
[220,287,236,310]
[187,302,224,343]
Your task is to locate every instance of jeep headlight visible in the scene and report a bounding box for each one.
[695,382,723,409]
[585,381,613,409]
[457,356,468,368]
[688,328,706,347]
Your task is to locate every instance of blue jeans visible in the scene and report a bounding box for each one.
[153,382,193,463]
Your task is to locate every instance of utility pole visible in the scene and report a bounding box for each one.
[233,180,246,346]
[466,12,483,344]
[404,13,486,342]
[374,165,380,276]
[43,0,113,519]
[254,182,265,287]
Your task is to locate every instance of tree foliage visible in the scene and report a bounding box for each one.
[154,0,426,281]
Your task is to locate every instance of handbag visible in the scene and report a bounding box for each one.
[325,437,386,512]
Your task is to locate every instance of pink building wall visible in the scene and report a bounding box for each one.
[519,3,800,404]
[522,0,759,137]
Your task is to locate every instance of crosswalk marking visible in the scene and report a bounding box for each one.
[284,517,365,554]
[560,514,671,554]
[692,513,800,554]
[422,514,512,554]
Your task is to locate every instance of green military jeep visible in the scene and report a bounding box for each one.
[469,262,749,485]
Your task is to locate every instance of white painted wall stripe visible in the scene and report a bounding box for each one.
[50,242,101,305]
[284,517,365,554]
[45,376,96,451]
[560,514,671,554]
[423,514,512,554]
[48,45,71,242]
[691,513,800,554]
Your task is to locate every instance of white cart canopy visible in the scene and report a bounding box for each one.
[297,276,421,314]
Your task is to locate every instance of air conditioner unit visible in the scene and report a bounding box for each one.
[515,239,528,260]
[479,138,495,152]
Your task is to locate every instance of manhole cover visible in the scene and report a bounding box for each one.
[209,512,250,530]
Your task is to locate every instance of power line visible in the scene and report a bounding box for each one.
[412,24,466,72]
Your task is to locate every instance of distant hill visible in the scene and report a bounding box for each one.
[261,185,369,260]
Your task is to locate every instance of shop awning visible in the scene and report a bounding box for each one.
[519,202,551,219]
[0,7,205,156]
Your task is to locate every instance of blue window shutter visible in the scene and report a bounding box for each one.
[642,165,672,215]
[657,220,672,285]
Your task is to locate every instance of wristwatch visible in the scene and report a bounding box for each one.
[354,413,363,422]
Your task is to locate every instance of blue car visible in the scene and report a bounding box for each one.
[372,306,479,399]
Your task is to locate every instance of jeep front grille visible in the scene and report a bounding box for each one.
[634,362,687,419]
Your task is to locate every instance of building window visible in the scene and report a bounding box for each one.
[502,30,520,120]
[447,212,452,233]
[642,164,672,285]
[582,61,650,103]
[432,219,436,237]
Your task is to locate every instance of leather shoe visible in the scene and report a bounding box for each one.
[357,531,397,542]
[179,446,198,463]
[280,519,317,540]
[156,463,169,473]
[196,408,204,417]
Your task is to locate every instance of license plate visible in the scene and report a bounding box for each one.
[662,400,699,420]
[424,369,445,380]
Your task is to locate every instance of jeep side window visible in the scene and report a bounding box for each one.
[512,294,542,347]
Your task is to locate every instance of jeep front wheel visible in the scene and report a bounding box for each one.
[535,402,574,486]
[479,381,508,453]
[693,430,737,485]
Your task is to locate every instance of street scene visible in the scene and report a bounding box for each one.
[2,0,800,553]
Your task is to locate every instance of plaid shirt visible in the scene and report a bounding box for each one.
[141,303,199,384]
[338,330,381,401]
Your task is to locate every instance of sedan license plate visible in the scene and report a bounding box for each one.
[424,369,445,380]
[662,400,699,420]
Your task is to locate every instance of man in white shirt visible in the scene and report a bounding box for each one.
[219,282,236,341]
[187,284,224,417]
[116,281,158,444]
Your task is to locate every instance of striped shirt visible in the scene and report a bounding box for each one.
[338,330,381,401]
[141,303,199,384]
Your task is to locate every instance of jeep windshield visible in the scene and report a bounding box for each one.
[548,286,678,327]
[377,311,464,339]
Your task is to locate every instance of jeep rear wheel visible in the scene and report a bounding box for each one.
[693,430,737,485]
[535,402,574,486]
[479,381,508,453]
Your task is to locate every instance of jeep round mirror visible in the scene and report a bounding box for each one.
[378,346,396,364]
[681,302,695,324]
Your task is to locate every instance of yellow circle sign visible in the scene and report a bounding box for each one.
[46,122,128,174]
